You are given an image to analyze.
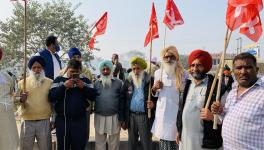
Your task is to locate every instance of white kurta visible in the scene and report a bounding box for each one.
[151,69,180,141]
[0,71,19,150]
[179,77,208,150]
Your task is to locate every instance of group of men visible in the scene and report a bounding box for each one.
[0,35,263,150]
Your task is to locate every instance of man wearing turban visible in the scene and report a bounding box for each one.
[151,45,187,150]
[18,56,53,150]
[122,57,156,150]
[0,48,19,150]
[60,47,93,80]
[176,49,223,150]
[94,60,124,150]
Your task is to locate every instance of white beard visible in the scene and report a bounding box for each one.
[162,62,176,76]
[29,70,45,88]
[101,75,112,88]
[130,72,143,89]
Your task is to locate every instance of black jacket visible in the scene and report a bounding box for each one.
[122,72,157,127]
[49,76,96,119]
[177,74,224,149]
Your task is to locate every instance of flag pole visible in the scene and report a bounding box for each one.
[22,0,27,93]
[147,23,154,119]
[59,23,96,59]
[79,23,96,47]
[160,27,167,81]
[213,28,233,129]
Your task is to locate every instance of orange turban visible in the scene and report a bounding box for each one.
[188,49,212,73]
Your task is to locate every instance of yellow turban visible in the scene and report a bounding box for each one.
[130,57,147,69]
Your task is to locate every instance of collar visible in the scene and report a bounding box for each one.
[189,74,208,86]
[232,77,264,90]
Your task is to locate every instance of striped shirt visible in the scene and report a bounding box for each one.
[222,78,264,150]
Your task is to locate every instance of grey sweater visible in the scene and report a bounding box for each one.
[94,78,124,120]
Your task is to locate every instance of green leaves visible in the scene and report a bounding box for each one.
[0,0,93,69]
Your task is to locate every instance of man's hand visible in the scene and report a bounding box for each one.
[200,108,214,121]
[176,133,180,145]
[64,79,74,89]
[147,100,154,109]
[20,92,28,103]
[75,79,84,89]
[152,80,163,92]
[211,101,223,114]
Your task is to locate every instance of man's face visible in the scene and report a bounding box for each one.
[101,66,111,76]
[233,59,258,88]
[163,52,176,64]
[31,62,43,74]
[67,67,81,78]
[71,55,82,62]
[132,64,142,76]
[190,59,206,80]
[50,40,59,53]
[112,54,118,63]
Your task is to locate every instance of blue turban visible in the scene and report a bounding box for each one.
[28,56,46,69]
[68,47,81,59]
[99,60,113,71]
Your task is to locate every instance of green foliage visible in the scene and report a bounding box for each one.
[0,0,94,69]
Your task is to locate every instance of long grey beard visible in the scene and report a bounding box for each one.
[162,61,176,76]
[101,75,112,88]
[29,70,45,88]
[130,72,143,89]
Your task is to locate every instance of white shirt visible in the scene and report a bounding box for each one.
[0,71,14,111]
[151,69,180,141]
[36,50,61,79]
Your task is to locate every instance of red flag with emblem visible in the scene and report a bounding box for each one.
[89,12,108,49]
[163,0,184,30]
[144,3,159,47]
[226,0,263,42]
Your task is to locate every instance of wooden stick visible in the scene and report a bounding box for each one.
[160,27,167,81]
[22,0,27,93]
[147,20,154,119]
[212,28,233,129]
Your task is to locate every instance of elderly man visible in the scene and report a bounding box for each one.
[151,46,187,150]
[176,50,223,150]
[18,56,53,150]
[212,52,264,150]
[122,57,156,150]
[49,59,96,150]
[94,60,124,150]
[0,48,19,150]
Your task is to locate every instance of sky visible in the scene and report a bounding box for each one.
[0,0,263,61]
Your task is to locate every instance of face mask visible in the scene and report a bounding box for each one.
[55,44,60,52]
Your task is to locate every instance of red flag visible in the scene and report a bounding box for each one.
[226,0,263,42]
[88,12,108,49]
[144,3,159,47]
[163,0,184,30]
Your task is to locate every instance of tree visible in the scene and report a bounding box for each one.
[0,0,94,70]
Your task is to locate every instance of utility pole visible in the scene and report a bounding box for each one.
[236,37,242,54]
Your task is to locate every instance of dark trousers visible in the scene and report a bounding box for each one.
[55,116,87,150]
[128,112,152,150]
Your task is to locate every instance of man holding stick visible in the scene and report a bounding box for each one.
[212,52,264,149]
[151,46,187,150]
[122,57,156,150]
[176,49,223,150]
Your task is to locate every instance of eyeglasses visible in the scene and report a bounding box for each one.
[163,55,175,60]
